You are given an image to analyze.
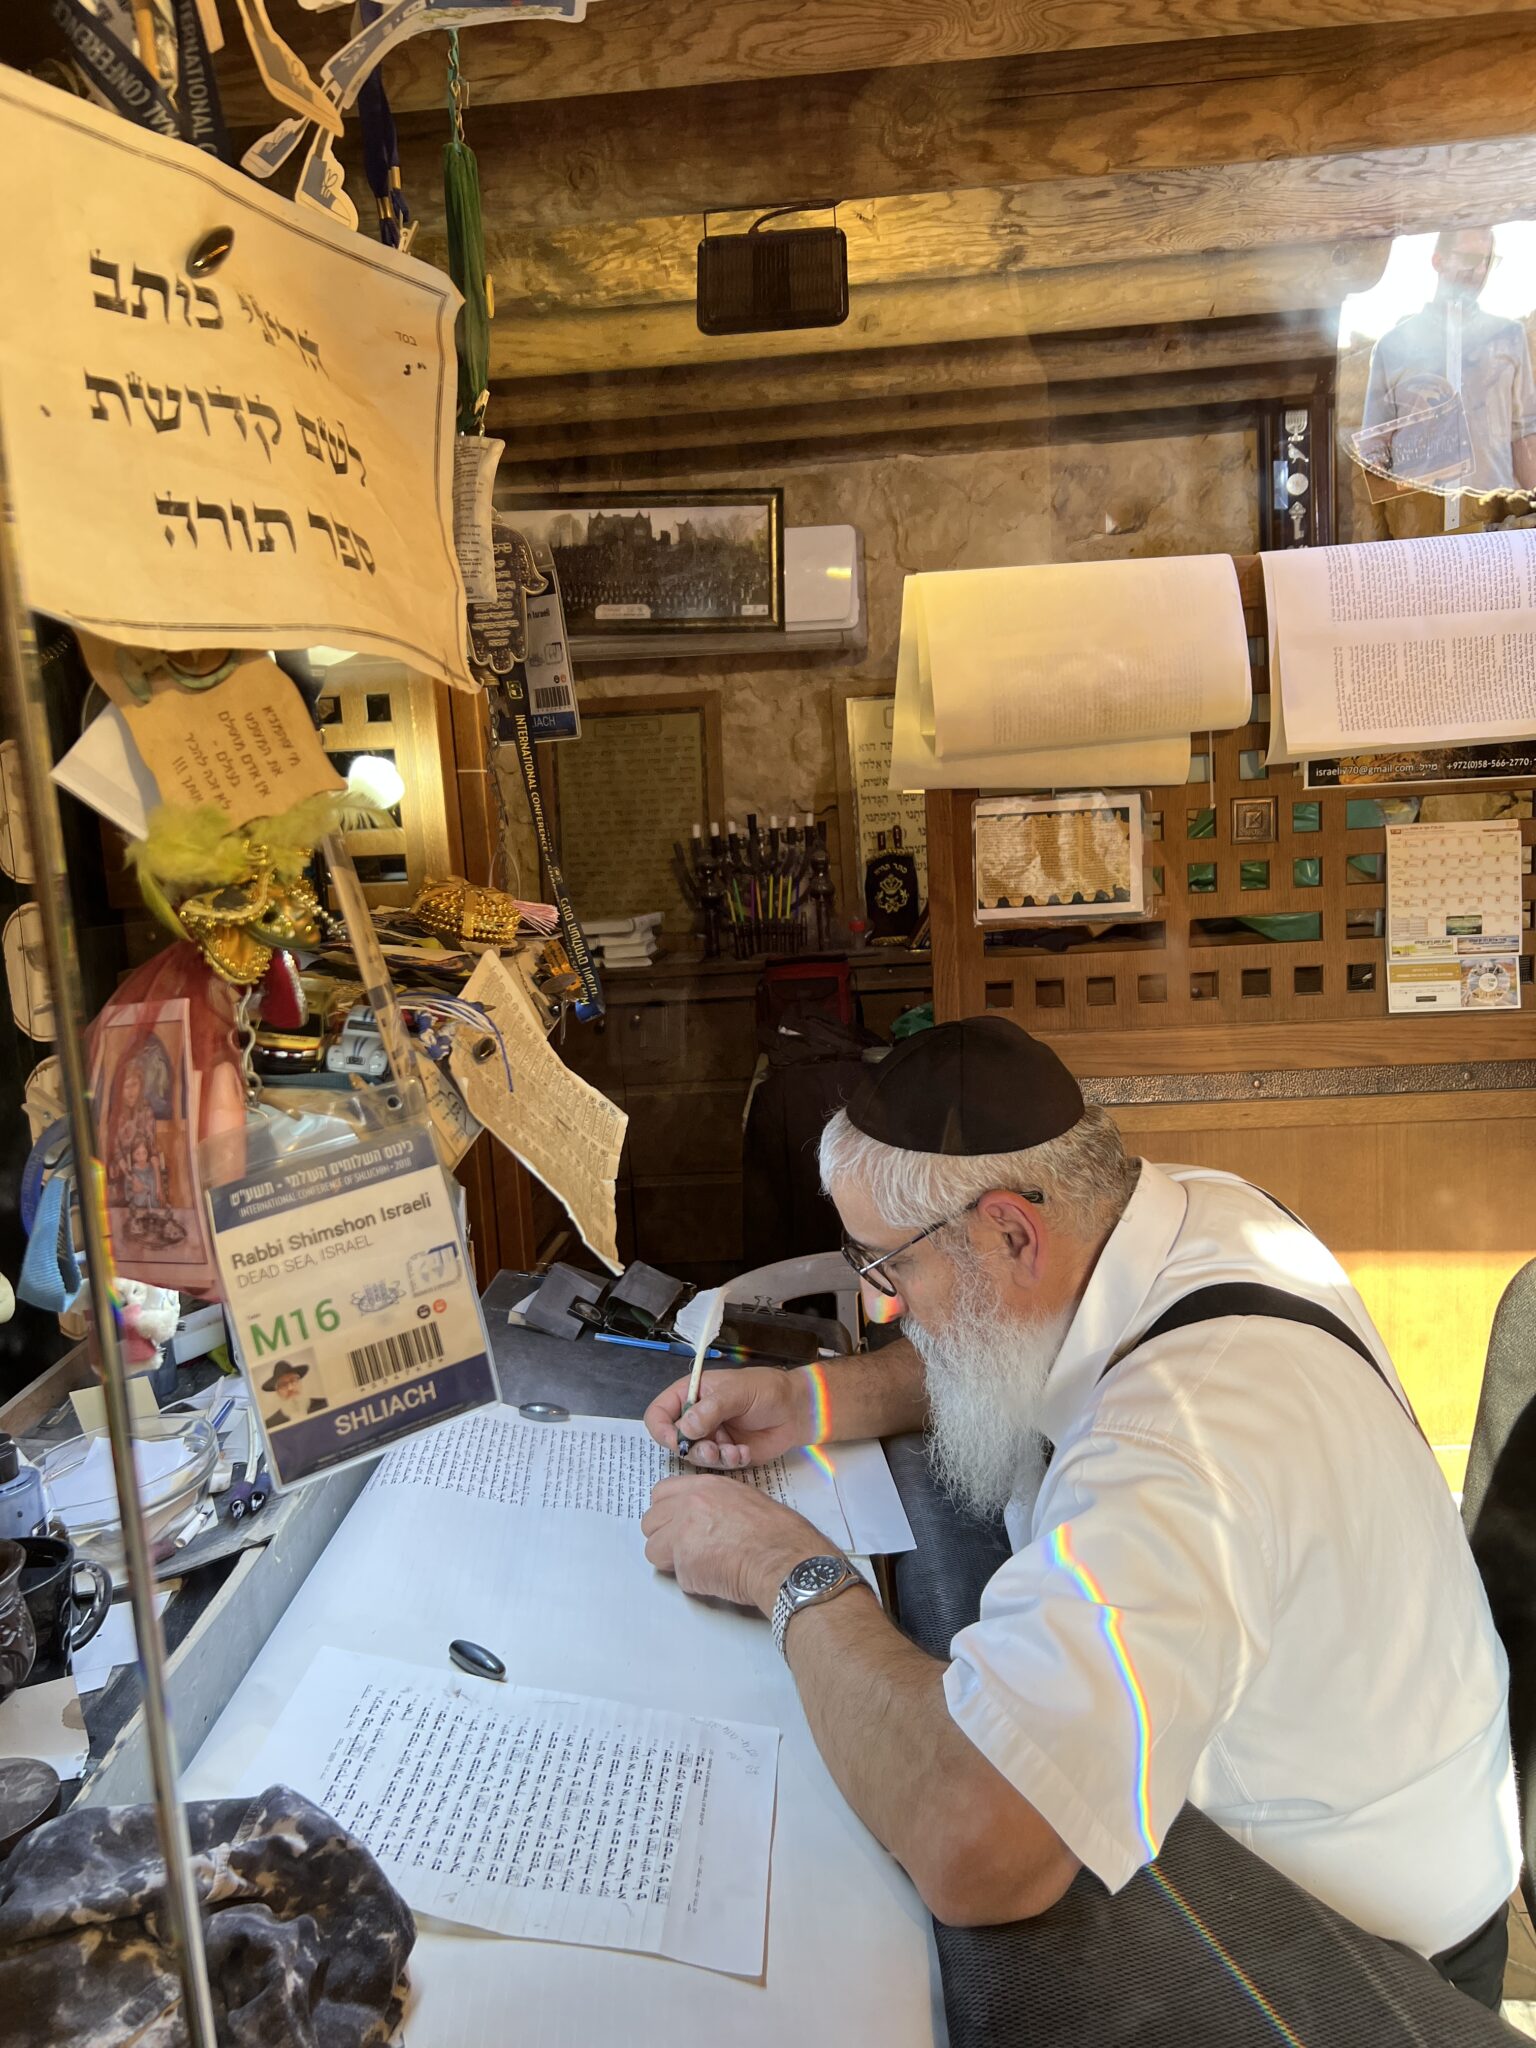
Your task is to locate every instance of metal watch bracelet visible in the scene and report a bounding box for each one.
[770,1554,863,1657]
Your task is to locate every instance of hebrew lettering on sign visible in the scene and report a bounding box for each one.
[0,68,470,686]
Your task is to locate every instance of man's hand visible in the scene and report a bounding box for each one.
[641,1473,829,1615]
[643,1365,812,1470]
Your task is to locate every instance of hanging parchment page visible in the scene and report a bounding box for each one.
[0,67,472,690]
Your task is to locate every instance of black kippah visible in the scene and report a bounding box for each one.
[845,1017,1084,1156]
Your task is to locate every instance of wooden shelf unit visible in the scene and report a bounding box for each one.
[927,555,1535,1064]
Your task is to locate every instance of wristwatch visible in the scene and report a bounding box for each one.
[770,1554,864,1657]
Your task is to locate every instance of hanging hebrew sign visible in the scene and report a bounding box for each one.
[0,67,473,690]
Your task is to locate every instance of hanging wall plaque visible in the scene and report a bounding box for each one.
[0,66,473,689]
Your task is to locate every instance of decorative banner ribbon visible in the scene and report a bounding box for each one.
[356,0,413,249]
[172,0,234,159]
[48,0,181,138]
[498,695,604,1020]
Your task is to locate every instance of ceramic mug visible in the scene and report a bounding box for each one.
[17,1534,110,1686]
[0,1540,36,1704]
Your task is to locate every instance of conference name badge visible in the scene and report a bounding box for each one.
[208,1123,496,1488]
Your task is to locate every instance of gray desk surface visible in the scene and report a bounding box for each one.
[483,1269,687,1420]
[182,1266,946,2048]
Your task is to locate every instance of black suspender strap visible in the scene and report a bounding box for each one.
[1103,1280,1425,1436]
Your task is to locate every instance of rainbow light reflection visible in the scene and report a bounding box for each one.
[1048,1527,1309,2043]
[1147,1867,1308,2046]
[1047,1522,1157,1863]
[863,1282,904,1325]
[803,1362,836,1478]
[90,1156,127,1314]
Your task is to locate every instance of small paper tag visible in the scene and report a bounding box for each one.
[453,436,504,604]
[230,0,343,132]
[520,546,581,741]
[52,705,162,840]
[414,1045,482,1169]
[295,128,358,229]
[121,657,345,826]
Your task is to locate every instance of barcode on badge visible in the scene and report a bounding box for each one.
[533,683,570,710]
[348,1321,444,1388]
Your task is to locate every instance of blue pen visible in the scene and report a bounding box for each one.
[592,1332,724,1360]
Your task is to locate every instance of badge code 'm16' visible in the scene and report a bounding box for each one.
[250,1300,340,1354]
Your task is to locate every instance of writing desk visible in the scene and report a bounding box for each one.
[181,1279,945,2047]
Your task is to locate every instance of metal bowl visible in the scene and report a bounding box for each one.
[36,1414,216,1577]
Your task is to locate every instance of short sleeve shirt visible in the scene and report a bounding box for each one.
[1364,301,1536,491]
[943,1163,1520,1956]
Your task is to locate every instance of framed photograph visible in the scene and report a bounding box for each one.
[973,793,1145,926]
[498,489,784,636]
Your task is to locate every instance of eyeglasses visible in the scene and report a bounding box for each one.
[840,1191,1043,1299]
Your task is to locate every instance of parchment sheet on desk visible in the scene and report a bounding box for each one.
[1264,531,1536,762]
[367,1409,916,1555]
[451,952,627,1272]
[891,557,1249,791]
[240,1647,778,1977]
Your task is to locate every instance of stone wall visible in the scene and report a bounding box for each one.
[496,419,1260,910]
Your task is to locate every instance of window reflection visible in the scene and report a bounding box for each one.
[1341,223,1536,536]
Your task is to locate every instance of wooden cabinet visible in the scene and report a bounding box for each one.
[562,952,931,1286]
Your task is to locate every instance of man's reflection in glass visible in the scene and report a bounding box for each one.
[1362,227,1536,505]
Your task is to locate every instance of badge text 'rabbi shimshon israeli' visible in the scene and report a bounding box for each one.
[208,1124,496,1487]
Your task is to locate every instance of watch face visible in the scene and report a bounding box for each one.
[791,1556,845,1594]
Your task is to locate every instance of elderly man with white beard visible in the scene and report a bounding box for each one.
[640,1017,1520,2010]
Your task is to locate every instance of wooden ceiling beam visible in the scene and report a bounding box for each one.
[215,0,1536,126]
[467,137,1519,321]
[488,315,1338,430]
[485,241,1385,379]
[494,398,1279,489]
[486,360,1322,457]
[379,13,1536,236]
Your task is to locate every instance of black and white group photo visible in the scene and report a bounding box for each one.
[502,491,784,636]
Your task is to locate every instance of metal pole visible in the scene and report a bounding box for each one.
[0,411,219,2046]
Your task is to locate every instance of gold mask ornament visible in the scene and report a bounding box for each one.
[127,794,383,986]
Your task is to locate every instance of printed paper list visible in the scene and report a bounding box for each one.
[243,1648,778,1976]
[1266,531,1536,758]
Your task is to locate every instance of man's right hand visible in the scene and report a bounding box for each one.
[643,1366,812,1470]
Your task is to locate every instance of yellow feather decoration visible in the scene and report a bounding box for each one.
[124,793,390,982]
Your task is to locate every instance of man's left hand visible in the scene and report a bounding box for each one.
[642,1475,830,1616]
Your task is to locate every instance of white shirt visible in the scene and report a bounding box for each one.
[1364,298,1536,491]
[943,1161,1520,1956]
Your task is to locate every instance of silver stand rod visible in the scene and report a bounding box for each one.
[0,412,219,2046]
